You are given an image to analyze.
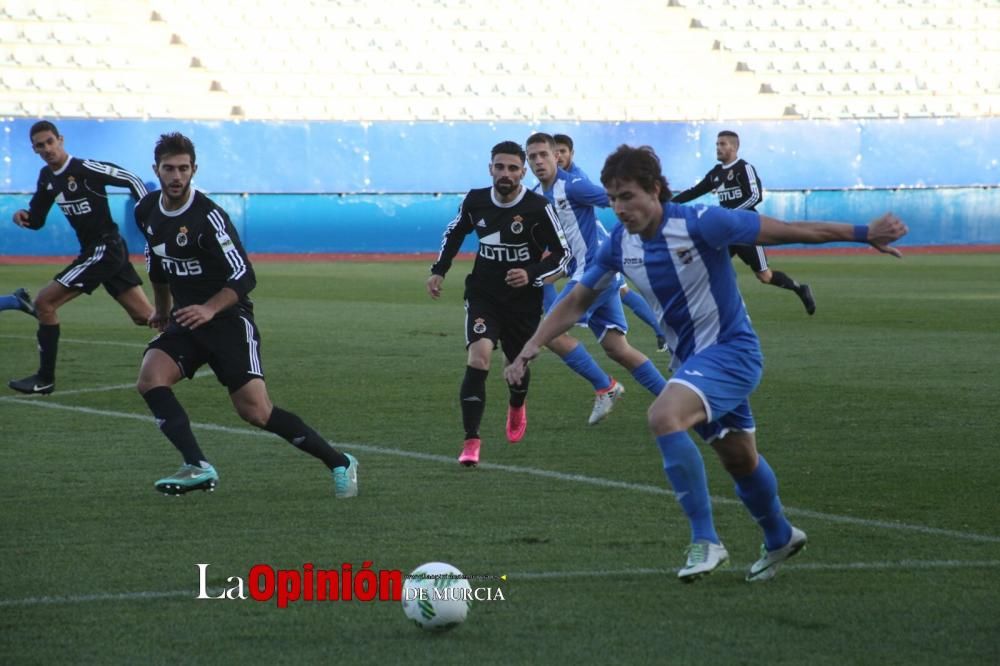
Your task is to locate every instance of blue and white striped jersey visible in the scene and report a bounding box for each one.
[582,203,762,368]
[565,162,590,181]
[532,167,609,281]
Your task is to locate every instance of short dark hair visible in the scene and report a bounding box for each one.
[553,134,574,150]
[718,130,740,147]
[525,132,556,148]
[154,132,196,166]
[600,145,672,203]
[29,120,59,139]
[491,140,525,164]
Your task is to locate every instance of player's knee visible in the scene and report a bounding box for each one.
[237,403,270,428]
[34,299,57,319]
[602,343,628,365]
[136,377,159,395]
[647,405,685,435]
[547,335,574,356]
[719,451,757,478]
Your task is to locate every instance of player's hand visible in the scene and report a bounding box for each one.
[505,268,530,288]
[12,210,30,228]
[426,274,444,299]
[504,342,540,385]
[173,304,216,330]
[147,311,170,331]
[867,213,908,258]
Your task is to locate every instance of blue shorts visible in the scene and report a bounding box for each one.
[548,278,628,342]
[667,342,763,443]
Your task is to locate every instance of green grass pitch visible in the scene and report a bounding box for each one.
[1,254,998,664]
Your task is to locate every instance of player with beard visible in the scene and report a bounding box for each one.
[673,130,816,315]
[427,140,570,466]
[134,132,358,498]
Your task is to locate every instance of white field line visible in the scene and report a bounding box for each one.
[0,333,149,349]
[2,559,999,608]
[4,391,1000,546]
[0,372,212,400]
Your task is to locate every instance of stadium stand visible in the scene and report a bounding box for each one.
[0,0,997,121]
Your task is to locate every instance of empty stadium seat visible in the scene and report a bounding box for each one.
[0,0,997,121]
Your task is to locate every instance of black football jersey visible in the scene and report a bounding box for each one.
[430,186,570,311]
[672,159,763,211]
[24,156,147,248]
[134,190,256,318]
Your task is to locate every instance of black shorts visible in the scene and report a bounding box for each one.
[464,294,541,363]
[146,312,264,393]
[55,235,142,297]
[729,244,769,273]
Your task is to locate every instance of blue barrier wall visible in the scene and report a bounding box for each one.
[3,187,996,256]
[2,117,998,193]
[1,117,996,255]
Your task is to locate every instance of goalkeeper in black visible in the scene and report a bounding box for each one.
[672,130,816,315]
[134,132,358,498]
[426,140,570,466]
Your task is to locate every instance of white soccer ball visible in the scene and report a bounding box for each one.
[401,562,472,631]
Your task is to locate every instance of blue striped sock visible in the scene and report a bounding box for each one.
[630,359,667,396]
[657,431,719,544]
[0,294,18,311]
[733,454,793,551]
[561,344,612,391]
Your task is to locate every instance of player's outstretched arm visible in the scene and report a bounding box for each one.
[756,212,908,257]
[504,283,597,385]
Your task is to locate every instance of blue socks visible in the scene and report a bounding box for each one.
[561,343,612,391]
[658,432,792,551]
[733,454,793,551]
[657,431,718,544]
[0,293,19,311]
[621,288,665,337]
[630,359,666,396]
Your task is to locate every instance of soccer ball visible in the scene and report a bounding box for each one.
[401,562,472,631]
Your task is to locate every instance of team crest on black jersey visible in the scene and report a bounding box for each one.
[510,216,523,234]
[67,176,78,192]
[473,318,487,334]
[176,226,189,247]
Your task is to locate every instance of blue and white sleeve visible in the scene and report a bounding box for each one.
[695,205,761,249]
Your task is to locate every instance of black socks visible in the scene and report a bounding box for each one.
[142,386,207,466]
[264,406,349,469]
